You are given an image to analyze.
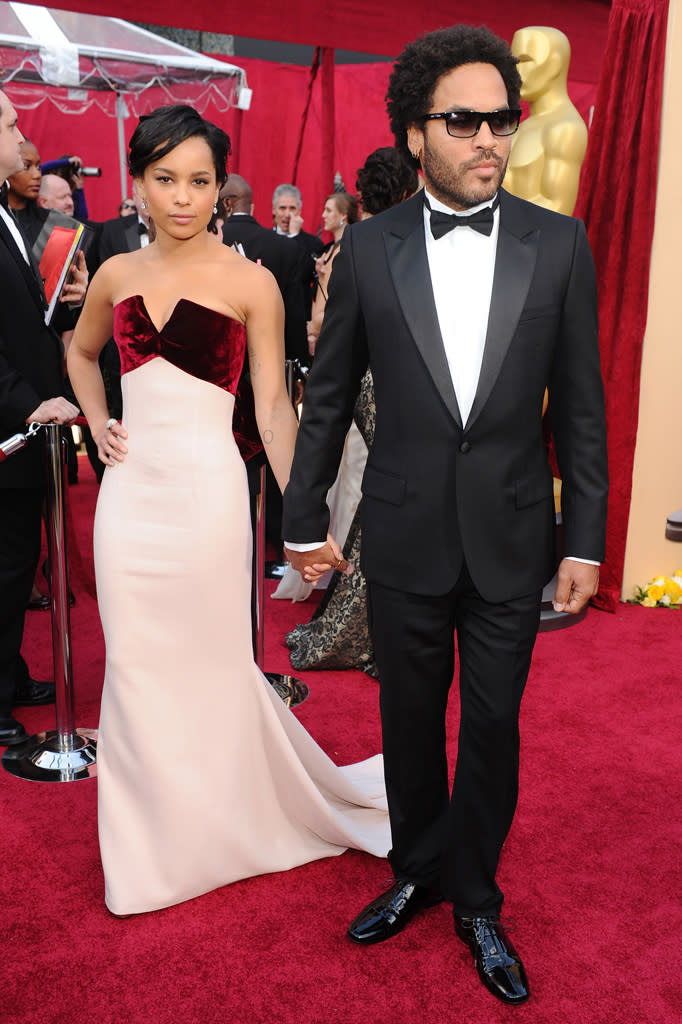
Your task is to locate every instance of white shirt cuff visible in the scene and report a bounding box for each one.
[564,556,600,566]
[285,540,325,552]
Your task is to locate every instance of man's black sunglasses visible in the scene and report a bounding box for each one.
[421,109,522,139]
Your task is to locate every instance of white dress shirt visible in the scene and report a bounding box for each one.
[423,188,498,426]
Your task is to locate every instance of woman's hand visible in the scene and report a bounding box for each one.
[315,254,332,282]
[94,418,129,467]
[306,321,318,357]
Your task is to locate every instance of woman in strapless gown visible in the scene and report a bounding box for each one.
[67,105,389,917]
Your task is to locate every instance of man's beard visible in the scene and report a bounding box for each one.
[422,137,507,210]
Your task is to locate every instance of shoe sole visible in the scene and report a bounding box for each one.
[13,698,56,707]
[1,734,29,747]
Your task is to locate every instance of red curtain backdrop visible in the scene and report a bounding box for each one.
[574,0,669,611]
[29,0,611,72]
[7,54,601,231]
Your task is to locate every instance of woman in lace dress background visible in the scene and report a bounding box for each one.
[286,148,419,678]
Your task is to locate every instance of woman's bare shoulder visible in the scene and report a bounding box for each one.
[212,244,281,309]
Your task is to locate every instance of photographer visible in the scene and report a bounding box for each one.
[40,154,100,220]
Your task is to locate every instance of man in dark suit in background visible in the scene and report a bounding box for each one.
[0,90,80,746]
[96,189,151,265]
[282,26,608,1005]
[222,174,307,566]
[272,183,324,320]
[82,191,151,481]
[222,174,307,362]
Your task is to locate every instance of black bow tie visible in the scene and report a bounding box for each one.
[0,184,9,211]
[425,195,499,239]
[138,221,148,234]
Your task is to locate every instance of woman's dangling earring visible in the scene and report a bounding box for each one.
[213,204,218,215]
[339,216,345,227]
[140,198,147,210]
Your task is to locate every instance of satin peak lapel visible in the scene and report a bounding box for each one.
[384,214,462,427]
[466,198,538,429]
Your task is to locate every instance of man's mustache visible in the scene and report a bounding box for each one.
[464,152,504,169]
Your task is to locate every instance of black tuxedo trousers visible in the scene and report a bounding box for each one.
[0,217,64,711]
[283,190,608,914]
[368,570,542,916]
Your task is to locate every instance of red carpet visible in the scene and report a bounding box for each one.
[3,456,681,1023]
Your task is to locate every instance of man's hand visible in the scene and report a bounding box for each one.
[284,534,353,584]
[26,397,79,426]
[288,210,304,235]
[60,250,88,306]
[552,559,599,614]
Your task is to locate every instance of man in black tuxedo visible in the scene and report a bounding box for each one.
[272,183,324,319]
[282,26,608,1004]
[222,174,308,565]
[95,191,151,266]
[222,174,307,362]
[83,195,151,480]
[0,90,80,746]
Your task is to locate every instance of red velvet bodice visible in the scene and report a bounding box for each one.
[113,294,246,395]
[113,294,262,462]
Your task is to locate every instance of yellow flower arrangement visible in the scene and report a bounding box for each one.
[631,571,682,608]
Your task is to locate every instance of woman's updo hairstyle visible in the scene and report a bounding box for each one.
[127,104,231,188]
[356,147,419,216]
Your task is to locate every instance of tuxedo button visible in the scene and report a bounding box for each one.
[459,441,472,453]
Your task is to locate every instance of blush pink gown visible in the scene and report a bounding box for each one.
[94,295,389,916]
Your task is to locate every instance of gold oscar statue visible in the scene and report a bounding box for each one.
[505,26,588,216]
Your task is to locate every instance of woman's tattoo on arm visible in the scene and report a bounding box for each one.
[248,345,261,375]
[262,429,274,445]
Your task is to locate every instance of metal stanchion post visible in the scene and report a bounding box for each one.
[3,423,97,782]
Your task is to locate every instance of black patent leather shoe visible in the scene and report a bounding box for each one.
[455,915,529,1004]
[13,678,56,707]
[348,880,442,945]
[0,715,28,746]
[27,593,51,611]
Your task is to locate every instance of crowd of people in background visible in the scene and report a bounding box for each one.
[2,118,420,665]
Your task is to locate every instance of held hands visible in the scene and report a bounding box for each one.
[552,558,599,614]
[284,534,353,585]
[26,397,79,426]
[95,419,129,467]
[60,250,88,306]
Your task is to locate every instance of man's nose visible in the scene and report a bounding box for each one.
[475,120,498,148]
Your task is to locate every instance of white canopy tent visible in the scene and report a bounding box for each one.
[0,3,251,198]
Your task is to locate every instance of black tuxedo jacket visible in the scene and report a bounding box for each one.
[223,215,308,362]
[0,216,64,489]
[282,228,325,319]
[282,189,608,603]
[95,215,144,266]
